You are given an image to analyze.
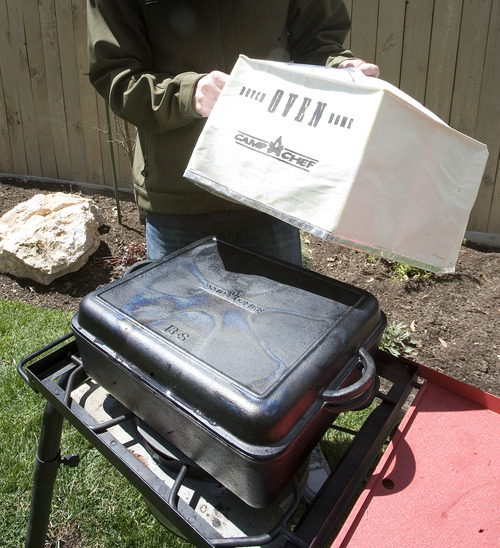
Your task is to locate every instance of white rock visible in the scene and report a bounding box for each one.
[0,192,106,285]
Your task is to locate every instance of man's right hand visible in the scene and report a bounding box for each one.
[194,71,228,117]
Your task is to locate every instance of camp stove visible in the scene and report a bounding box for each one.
[19,238,420,546]
[19,334,418,547]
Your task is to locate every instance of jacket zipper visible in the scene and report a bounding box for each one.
[141,155,148,178]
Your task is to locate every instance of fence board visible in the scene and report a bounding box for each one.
[0,52,13,174]
[22,0,58,178]
[7,0,43,175]
[375,0,406,86]
[38,0,72,181]
[468,0,500,233]
[450,0,491,136]
[55,0,87,182]
[349,0,379,64]
[399,0,434,103]
[71,0,104,186]
[0,0,28,175]
[425,0,463,122]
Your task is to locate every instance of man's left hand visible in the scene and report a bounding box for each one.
[338,59,380,78]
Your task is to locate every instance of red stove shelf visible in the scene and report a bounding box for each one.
[332,366,500,548]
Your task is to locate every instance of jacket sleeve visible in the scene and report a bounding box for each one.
[87,0,203,133]
[287,0,355,67]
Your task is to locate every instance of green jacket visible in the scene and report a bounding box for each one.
[88,0,354,214]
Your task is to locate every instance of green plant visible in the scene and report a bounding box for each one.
[105,100,122,225]
[380,321,419,358]
[102,101,137,226]
[392,262,432,282]
[300,234,313,269]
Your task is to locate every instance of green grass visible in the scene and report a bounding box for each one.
[322,400,379,467]
[0,298,189,547]
[1,297,391,547]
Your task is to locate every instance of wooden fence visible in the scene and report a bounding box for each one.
[1,0,499,239]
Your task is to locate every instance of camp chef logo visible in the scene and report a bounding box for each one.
[234,85,356,171]
[235,132,319,172]
[201,282,266,314]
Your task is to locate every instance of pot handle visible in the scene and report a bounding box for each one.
[322,347,377,411]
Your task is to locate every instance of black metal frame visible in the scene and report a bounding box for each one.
[18,336,419,548]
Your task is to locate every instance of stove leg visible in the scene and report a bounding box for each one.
[25,400,65,548]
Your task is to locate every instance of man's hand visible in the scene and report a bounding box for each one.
[338,59,380,78]
[194,71,229,117]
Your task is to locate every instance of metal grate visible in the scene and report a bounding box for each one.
[19,335,419,548]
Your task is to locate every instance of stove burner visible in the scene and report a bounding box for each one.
[134,418,212,480]
[133,415,310,504]
[126,421,310,548]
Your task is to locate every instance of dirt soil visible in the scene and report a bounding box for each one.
[1,177,499,396]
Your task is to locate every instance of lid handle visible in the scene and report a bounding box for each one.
[124,259,153,277]
[322,347,378,411]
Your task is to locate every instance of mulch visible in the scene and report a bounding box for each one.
[1,176,499,396]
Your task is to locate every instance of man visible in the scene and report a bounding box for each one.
[87,0,379,503]
[88,0,379,262]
